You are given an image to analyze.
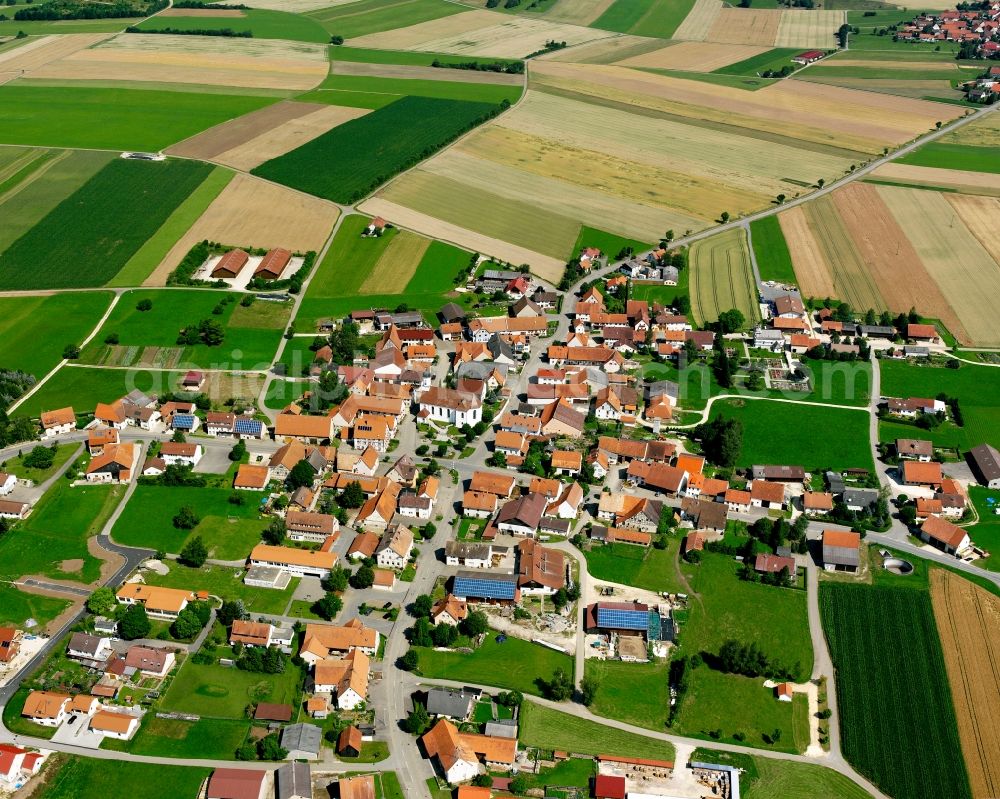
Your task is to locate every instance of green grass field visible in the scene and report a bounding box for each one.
[0,85,274,150]
[707,399,874,471]
[104,716,251,760]
[965,487,1000,571]
[695,749,875,799]
[585,659,671,730]
[162,656,304,719]
[0,480,124,586]
[2,443,79,484]
[0,585,69,629]
[136,8,329,41]
[35,756,209,799]
[820,582,970,799]
[681,552,813,680]
[82,288,286,369]
[584,540,687,594]
[899,142,1000,174]
[716,48,804,76]
[749,216,796,285]
[142,562,298,615]
[674,668,809,753]
[879,359,1000,450]
[0,159,213,289]
[109,168,234,287]
[519,702,676,761]
[329,45,521,68]
[415,631,572,695]
[302,73,523,106]
[0,292,112,377]
[591,0,695,38]
[14,366,183,419]
[110,484,267,558]
[307,0,465,38]
[253,95,500,204]
[0,150,114,256]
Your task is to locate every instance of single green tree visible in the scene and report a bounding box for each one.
[86,587,117,616]
[173,506,200,530]
[179,535,208,567]
[119,604,151,640]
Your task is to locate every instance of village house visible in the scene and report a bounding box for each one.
[431,595,469,626]
[300,620,380,663]
[496,492,548,537]
[86,443,136,484]
[421,719,516,783]
[248,545,337,579]
[40,407,75,437]
[286,511,339,544]
[313,649,370,710]
[375,525,413,570]
[116,584,197,620]
[418,386,483,427]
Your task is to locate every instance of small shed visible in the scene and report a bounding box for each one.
[337,724,362,758]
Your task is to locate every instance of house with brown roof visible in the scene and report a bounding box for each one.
[117,584,195,620]
[725,488,752,513]
[40,406,75,437]
[517,539,565,596]
[749,480,786,509]
[497,492,547,537]
[919,514,971,555]
[754,553,796,576]
[229,620,274,648]
[679,498,727,534]
[347,531,379,561]
[299,620,380,664]
[431,595,468,626]
[901,460,943,489]
[375,524,413,570]
[896,438,933,461]
[469,471,516,498]
[539,399,586,439]
[234,464,270,490]
[421,719,516,784]
[211,248,249,279]
[338,775,375,799]
[967,443,1000,489]
[355,481,401,530]
[550,450,582,476]
[822,530,861,571]
[286,510,338,544]
[87,426,119,456]
[337,725,363,758]
[124,645,176,677]
[249,544,337,579]
[255,247,291,280]
[802,491,834,516]
[207,768,267,799]
[86,443,136,484]
[21,691,69,726]
[313,648,370,710]
[546,482,584,520]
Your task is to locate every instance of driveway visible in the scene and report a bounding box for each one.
[194,446,234,475]
[51,714,104,749]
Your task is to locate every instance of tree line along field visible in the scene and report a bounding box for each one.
[689,228,760,327]
[820,582,971,799]
[252,95,503,204]
[0,159,213,289]
[930,569,1000,799]
[778,182,1000,347]
[0,86,275,152]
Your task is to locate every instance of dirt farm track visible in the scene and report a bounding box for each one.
[930,569,1000,799]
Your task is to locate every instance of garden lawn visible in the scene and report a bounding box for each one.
[878,358,1000,450]
[820,583,970,799]
[966,487,1000,572]
[264,378,310,410]
[673,667,809,753]
[136,8,329,41]
[141,563,298,615]
[707,399,873,472]
[415,631,572,695]
[35,756,209,799]
[749,216,795,285]
[0,85,274,151]
[109,168,234,287]
[517,758,596,791]
[0,293,113,377]
[161,657,304,718]
[14,367,183,420]
[252,96,501,204]
[82,288,285,369]
[103,716,251,760]
[0,159,213,289]
[585,659,671,731]
[2,443,79,484]
[681,552,812,680]
[519,701,675,761]
[583,539,687,594]
[0,481,123,585]
[0,588,69,630]
[897,142,1000,174]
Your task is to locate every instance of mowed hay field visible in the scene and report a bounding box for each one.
[870,162,1000,193]
[30,33,329,91]
[0,33,111,81]
[930,569,1000,799]
[359,229,429,293]
[168,100,370,172]
[689,228,759,327]
[673,0,843,47]
[528,60,958,155]
[145,173,338,285]
[348,9,622,57]
[615,41,770,72]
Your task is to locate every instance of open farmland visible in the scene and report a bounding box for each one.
[930,569,1000,799]
[778,196,885,312]
[821,583,971,799]
[897,142,1000,175]
[348,9,621,57]
[939,113,1000,147]
[135,8,330,42]
[0,85,274,151]
[0,149,113,254]
[869,163,1000,193]
[689,228,759,327]
[674,0,843,47]
[169,100,371,172]
[774,10,844,48]
[307,0,466,39]
[708,399,872,470]
[749,216,795,285]
[539,0,616,26]
[253,95,500,204]
[881,185,1000,347]
[616,41,770,72]
[0,159,212,289]
[529,61,957,155]
[0,33,112,81]
[707,9,780,47]
[30,33,329,91]
[584,0,697,38]
[359,230,430,293]
[145,173,337,286]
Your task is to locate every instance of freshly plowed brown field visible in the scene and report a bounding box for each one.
[831,183,968,340]
[930,569,1000,799]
